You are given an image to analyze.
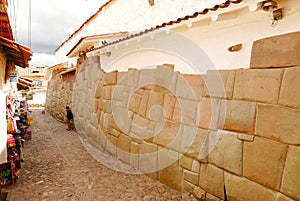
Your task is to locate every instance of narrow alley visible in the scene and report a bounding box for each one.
[5,109,196,201]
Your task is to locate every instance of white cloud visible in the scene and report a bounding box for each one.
[29,53,55,67]
[8,0,106,65]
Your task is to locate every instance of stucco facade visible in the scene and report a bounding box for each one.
[0,52,7,162]
[90,0,300,73]
[55,0,262,65]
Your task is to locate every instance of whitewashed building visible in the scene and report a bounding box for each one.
[56,0,300,73]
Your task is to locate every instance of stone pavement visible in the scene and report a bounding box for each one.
[5,109,197,201]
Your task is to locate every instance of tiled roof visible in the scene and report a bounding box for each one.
[0,36,33,68]
[89,0,244,53]
[66,32,127,57]
[0,10,13,40]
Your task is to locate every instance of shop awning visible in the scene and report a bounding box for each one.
[18,77,34,86]
[0,36,33,68]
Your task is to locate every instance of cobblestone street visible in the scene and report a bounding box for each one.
[5,109,196,201]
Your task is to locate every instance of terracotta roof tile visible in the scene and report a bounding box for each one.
[88,0,244,53]
[0,36,33,68]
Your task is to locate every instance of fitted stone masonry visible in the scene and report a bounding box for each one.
[47,56,300,200]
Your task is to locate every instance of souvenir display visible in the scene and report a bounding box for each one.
[4,95,33,186]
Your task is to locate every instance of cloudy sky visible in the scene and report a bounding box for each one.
[8,0,107,67]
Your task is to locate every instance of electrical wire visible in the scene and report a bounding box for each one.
[28,0,31,48]
[7,0,19,40]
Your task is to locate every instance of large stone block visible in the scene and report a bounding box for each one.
[102,100,112,113]
[157,148,179,174]
[193,186,206,200]
[224,172,276,201]
[206,193,222,201]
[198,98,221,130]
[126,69,139,87]
[179,155,193,170]
[243,137,288,190]
[183,180,195,195]
[176,74,200,101]
[130,142,139,169]
[156,65,178,94]
[233,68,282,104]
[146,90,164,121]
[90,113,99,128]
[111,86,128,107]
[117,133,131,164]
[281,145,300,200]
[103,86,112,100]
[250,31,300,68]
[111,107,132,134]
[163,94,176,120]
[128,93,141,113]
[279,66,300,109]
[275,193,297,201]
[131,114,152,140]
[185,128,208,159]
[86,124,99,143]
[138,69,156,87]
[138,90,150,117]
[117,71,126,85]
[86,68,92,89]
[219,100,256,134]
[103,70,117,85]
[199,164,224,199]
[184,169,199,186]
[180,125,198,155]
[139,142,158,173]
[203,70,235,99]
[256,104,300,144]
[208,131,242,175]
[191,159,201,173]
[159,161,183,191]
[172,100,181,123]
[106,135,118,156]
[173,98,198,126]
[153,120,181,151]
[181,74,205,100]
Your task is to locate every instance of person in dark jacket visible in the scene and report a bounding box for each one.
[66,106,74,131]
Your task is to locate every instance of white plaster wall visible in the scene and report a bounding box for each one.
[95,0,300,72]
[0,53,7,162]
[55,0,228,64]
[99,30,215,74]
[181,0,300,69]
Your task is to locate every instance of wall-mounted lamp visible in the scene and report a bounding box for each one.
[261,0,283,26]
[228,43,243,52]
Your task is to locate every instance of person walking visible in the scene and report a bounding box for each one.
[66,106,74,131]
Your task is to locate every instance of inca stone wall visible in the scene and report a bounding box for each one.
[69,55,300,201]
[45,70,76,122]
